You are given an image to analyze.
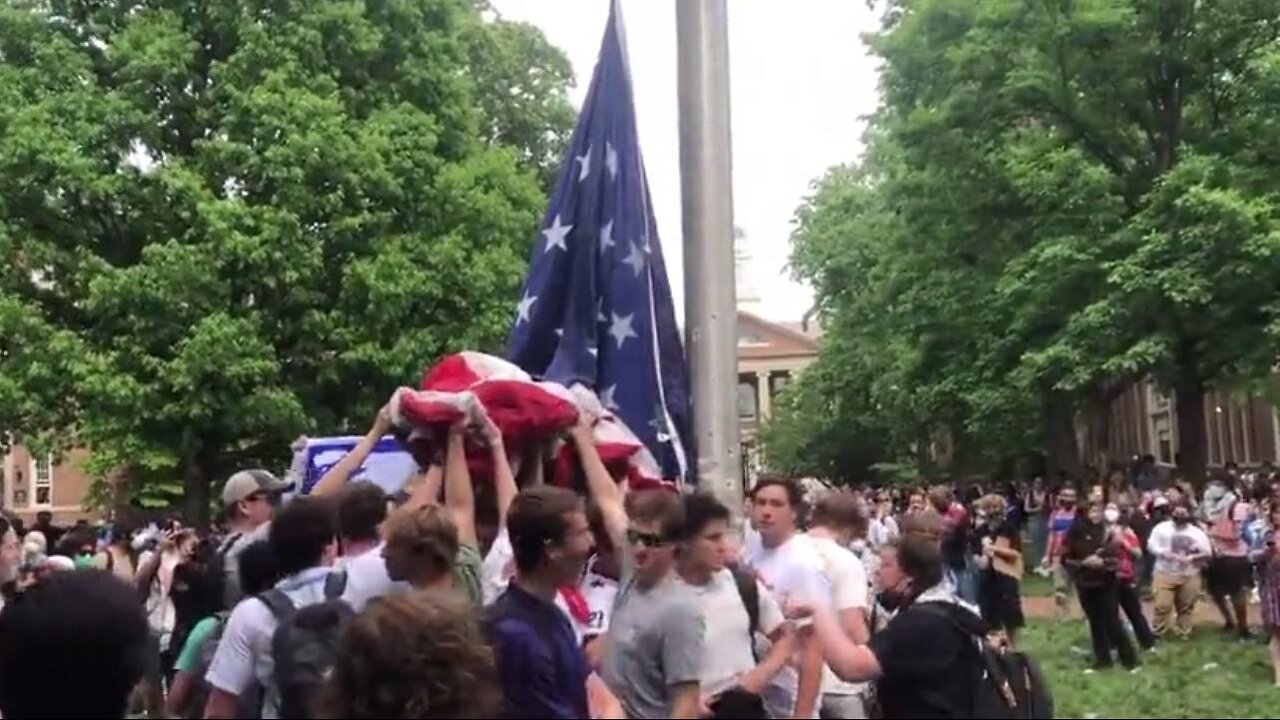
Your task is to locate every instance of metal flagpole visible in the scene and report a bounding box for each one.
[676,0,742,509]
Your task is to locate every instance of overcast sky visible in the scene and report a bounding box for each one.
[490,0,882,322]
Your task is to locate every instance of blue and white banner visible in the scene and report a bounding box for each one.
[293,436,417,495]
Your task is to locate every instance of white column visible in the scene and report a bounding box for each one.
[756,371,772,421]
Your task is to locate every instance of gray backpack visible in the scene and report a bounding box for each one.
[258,572,353,720]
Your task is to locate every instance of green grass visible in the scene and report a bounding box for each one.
[1021,620,1277,718]
[1022,572,1054,598]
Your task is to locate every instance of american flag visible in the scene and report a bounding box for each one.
[506,0,693,486]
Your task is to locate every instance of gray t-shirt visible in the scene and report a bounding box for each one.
[601,572,705,719]
[219,522,271,607]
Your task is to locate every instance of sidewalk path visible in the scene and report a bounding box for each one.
[1022,594,1261,625]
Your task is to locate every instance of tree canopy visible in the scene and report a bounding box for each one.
[766,0,1280,485]
[0,0,573,517]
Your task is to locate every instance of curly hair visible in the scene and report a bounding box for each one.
[320,591,499,719]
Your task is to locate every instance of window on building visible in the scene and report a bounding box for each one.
[33,454,52,506]
[738,328,766,346]
[771,373,791,399]
[737,380,758,420]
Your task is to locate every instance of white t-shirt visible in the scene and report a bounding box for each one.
[742,532,831,702]
[673,569,785,699]
[481,529,617,642]
[805,534,869,697]
[205,566,334,719]
[339,542,410,611]
[1147,521,1212,579]
[868,516,899,549]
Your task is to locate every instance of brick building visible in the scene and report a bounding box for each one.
[1,445,98,523]
[1087,377,1280,471]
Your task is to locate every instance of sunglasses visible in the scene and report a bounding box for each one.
[626,529,670,549]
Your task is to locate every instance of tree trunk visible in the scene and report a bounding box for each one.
[183,461,211,529]
[1044,391,1083,486]
[1174,377,1208,488]
[1084,387,1114,474]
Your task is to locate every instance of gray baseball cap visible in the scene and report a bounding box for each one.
[221,469,291,506]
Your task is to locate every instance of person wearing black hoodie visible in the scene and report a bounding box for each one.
[1065,499,1140,673]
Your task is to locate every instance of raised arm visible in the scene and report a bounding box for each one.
[570,420,627,554]
[481,413,518,528]
[403,465,443,511]
[445,423,478,549]
[311,405,392,497]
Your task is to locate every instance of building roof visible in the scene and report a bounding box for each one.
[737,311,820,360]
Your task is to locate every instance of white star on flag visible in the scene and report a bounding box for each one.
[622,242,646,277]
[542,214,572,253]
[649,414,672,443]
[601,384,620,410]
[516,293,537,325]
[576,144,592,182]
[554,328,564,338]
[605,141,618,179]
[609,312,638,349]
[600,219,615,252]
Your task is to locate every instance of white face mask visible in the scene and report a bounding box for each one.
[1104,509,1121,524]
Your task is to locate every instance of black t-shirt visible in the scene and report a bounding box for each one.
[868,602,974,718]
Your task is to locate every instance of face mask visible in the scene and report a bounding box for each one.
[1104,509,1121,524]
[850,539,868,555]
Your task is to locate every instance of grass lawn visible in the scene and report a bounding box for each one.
[1023,572,1054,597]
[1021,620,1278,718]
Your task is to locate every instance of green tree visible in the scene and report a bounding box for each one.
[0,0,573,521]
[778,0,1280,484]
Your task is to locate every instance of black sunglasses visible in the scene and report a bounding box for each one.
[626,529,670,548]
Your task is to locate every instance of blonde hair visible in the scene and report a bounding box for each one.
[977,494,1008,517]
[382,504,458,575]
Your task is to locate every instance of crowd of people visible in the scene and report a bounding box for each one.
[2,404,1279,719]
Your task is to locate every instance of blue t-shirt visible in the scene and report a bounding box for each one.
[485,582,590,719]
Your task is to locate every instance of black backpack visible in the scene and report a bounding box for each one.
[917,603,1054,720]
[259,571,353,720]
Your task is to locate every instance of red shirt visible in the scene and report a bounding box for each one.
[1113,527,1141,581]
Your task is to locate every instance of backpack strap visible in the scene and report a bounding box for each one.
[915,603,1018,712]
[258,589,296,621]
[218,533,243,558]
[323,570,348,600]
[731,568,761,639]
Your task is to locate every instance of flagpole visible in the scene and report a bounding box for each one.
[676,0,742,510]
